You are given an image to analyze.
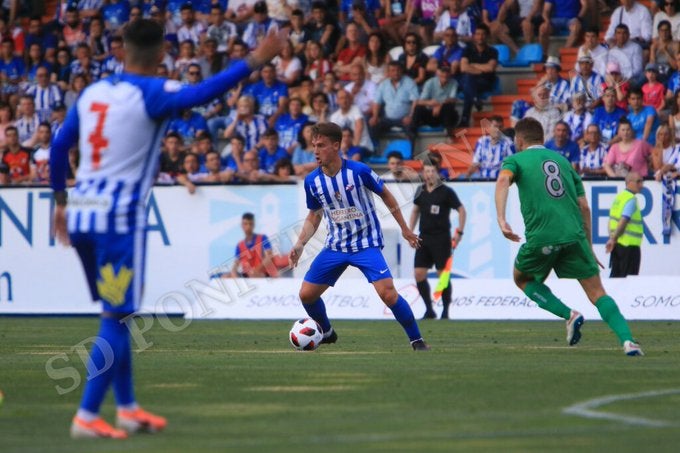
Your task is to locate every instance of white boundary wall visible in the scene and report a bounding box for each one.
[1,181,679,318]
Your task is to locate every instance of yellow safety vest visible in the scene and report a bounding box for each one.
[609,190,643,247]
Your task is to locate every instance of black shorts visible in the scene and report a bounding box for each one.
[414,232,451,270]
[609,244,641,278]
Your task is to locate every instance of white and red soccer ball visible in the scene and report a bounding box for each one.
[289,318,323,351]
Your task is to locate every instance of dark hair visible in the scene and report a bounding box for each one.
[618,117,632,128]
[165,131,181,141]
[584,26,600,35]
[5,125,17,135]
[489,115,504,124]
[298,122,315,148]
[123,19,164,68]
[387,60,404,70]
[242,212,255,221]
[627,87,643,98]
[404,32,421,51]
[658,20,672,31]
[366,32,387,65]
[555,120,572,135]
[38,121,51,129]
[615,23,630,33]
[180,3,194,11]
[263,128,278,137]
[230,133,246,144]
[312,122,342,144]
[274,158,294,174]
[312,91,328,103]
[514,117,544,144]
[475,23,490,35]
[291,8,304,17]
[387,151,403,160]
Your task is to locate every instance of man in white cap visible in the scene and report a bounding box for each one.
[570,54,605,108]
[537,55,570,110]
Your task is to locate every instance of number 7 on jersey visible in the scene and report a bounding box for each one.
[88,102,110,170]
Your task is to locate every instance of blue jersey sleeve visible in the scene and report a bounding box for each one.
[234,244,241,258]
[304,174,322,210]
[359,164,384,194]
[142,60,251,120]
[50,106,80,192]
[261,235,272,251]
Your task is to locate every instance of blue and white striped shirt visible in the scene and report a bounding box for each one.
[548,77,571,106]
[562,110,593,142]
[579,144,608,172]
[472,135,515,178]
[570,71,605,106]
[304,160,384,252]
[25,83,63,122]
[227,114,268,151]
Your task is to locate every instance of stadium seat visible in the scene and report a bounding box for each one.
[423,45,439,57]
[384,139,412,159]
[492,44,511,66]
[389,46,404,60]
[504,44,543,67]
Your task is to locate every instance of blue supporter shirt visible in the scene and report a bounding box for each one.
[244,81,289,119]
[544,138,580,164]
[0,56,26,82]
[258,146,289,173]
[627,106,658,145]
[274,113,309,150]
[483,0,503,21]
[167,111,208,143]
[545,0,580,18]
[592,106,626,144]
[304,159,385,252]
[432,44,464,68]
[101,0,130,29]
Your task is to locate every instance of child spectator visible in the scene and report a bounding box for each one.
[641,63,666,114]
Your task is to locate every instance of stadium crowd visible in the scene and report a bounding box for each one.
[1,0,680,186]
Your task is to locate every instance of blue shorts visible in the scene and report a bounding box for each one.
[550,17,577,34]
[70,230,146,315]
[304,247,392,286]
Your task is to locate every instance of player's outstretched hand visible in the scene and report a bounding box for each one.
[250,28,288,67]
[52,205,70,246]
[498,220,520,242]
[288,243,304,268]
[402,228,422,249]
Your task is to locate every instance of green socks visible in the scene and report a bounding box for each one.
[523,281,571,320]
[595,296,634,344]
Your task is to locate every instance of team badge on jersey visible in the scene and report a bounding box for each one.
[96,263,133,306]
[430,205,440,215]
[334,191,342,202]
[345,184,354,192]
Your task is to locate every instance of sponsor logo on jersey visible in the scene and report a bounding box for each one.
[96,263,133,306]
[329,206,364,223]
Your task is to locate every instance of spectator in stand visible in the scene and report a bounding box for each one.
[523,84,563,139]
[223,134,246,172]
[307,91,330,123]
[364,32,389,85]
[343,1,381,41]
[159,132,187,182]
[167,108,209,145]
[386,151,419,181]
[605,0,653,49]
[62,6,87,50]
[244,62,289,127]
[177,3,206,47]
[174,39,199,81]
[86,17,109,64]
[592,87,628,145]
[273,39,302,87]
[25,43,52,84]
[72,0,103,21]
[665,52,680,100]
[102,36,125,75]
[70,43,102,83]
[275,97,309,154]
[642,63,666,114]
[102,0,131,31]
[399,33,429,87]
[627,87,659,145]
[545,121,580,169]
[224,0,256,27]
[427,27,465,77]
[230,212,278,278]
[668,90,680,140]
[258,128,289,173]
[271,158,297,181]
[52,47,73,92]
[520,0,544,46]
[0,39,25,101]
[339,126,365,161]
[50,102,66,138]
[289,9,309,56]
[25,16,58,63]
[30,122,52,184]
[405,0,443,45]
[652,124,680,180]
[604,118,652,176]
[412,64,460,137]
[292,123,318,177]
[570,55,604,108]
[484,0,521,55]
[333,22,367,83]
[650,20,678,83]
[64,74,87,110]
[345,63,377,117]
[0,102,13,146]
[235,150,272,183]
[307,1,340,58]
[459,25,498,128]
[223,95,268,154]
[198,38,226,79]
[304,40,333,84]
[178,152,206,184]
[207,4,238,54]
[1,126,32,184]
[15,95,40,147]
[330,89,374,155]
[579,124,609,176]
[537,0,586,57]
[196,150,234,183]
[369,61,419,144]
[606,24,644,82]
[465,115,515,178]
[25,66,63,123]
[576,27,608,78]
[563,92,593,145]
[243,1,279,51]
[380,0,409,46]
[434,0,474,46]
[601,61,631,110]
[653,0,680,41]
[536,56,570,111]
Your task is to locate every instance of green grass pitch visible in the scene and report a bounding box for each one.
[1,317,679,452]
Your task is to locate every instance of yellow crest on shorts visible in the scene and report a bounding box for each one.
[97,263,133,306]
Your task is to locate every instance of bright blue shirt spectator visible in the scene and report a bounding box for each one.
[258,146,289,174]
[275,113,309,151]
[101,0,131,30]
[244,80,289,119]
[627,106,658,145]
[545,138,580,164]
[592,105,627,144]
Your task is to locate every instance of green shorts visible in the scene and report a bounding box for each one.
[514,237,600,281]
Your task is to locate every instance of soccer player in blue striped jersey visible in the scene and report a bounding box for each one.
[50,19,284,439]
[288,122,431,351]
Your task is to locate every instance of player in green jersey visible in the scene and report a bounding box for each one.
[495,117,643,356]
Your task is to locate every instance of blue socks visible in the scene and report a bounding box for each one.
[390,296,422,342]
[303,298,332,334]
[80,317,135,414]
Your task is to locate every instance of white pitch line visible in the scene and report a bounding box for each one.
[563,388,680,427]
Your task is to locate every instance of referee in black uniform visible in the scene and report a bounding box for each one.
[409,161,466,319]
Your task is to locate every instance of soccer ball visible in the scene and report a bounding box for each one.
[289,318,323,351]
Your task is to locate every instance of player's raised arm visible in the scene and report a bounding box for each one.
[289,209,323,267]
[379,185,421,248]
[495,169,520,242]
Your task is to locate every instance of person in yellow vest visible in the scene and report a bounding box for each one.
[231,212,278,278]
[606,172,644,278]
